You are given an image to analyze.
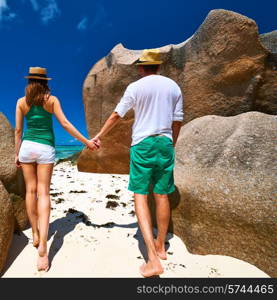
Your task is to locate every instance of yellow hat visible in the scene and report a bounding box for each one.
[135,49,163,65]
[25,67,52,80]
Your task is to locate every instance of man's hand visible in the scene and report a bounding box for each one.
[86,112,120,151]
[172,121,182,147]
[15,155,21,168]
[85,139,99,151]
[91,136,101,149]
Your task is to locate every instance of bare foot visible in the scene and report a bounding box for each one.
[32,231,40,248]
[37,253,49,272]
[37,243,49,272]
[154,239,167,260]
[139,260,164,277]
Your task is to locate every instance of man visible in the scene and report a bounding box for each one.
[91,49,183,277]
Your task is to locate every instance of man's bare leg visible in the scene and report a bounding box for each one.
[134,193,163,277]
[153,193,170,260]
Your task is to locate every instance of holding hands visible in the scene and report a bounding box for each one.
[84,111,121,152]
[85,136,101,151]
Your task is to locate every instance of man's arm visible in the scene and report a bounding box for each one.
[94,112,121,141]
[172,121,182,147]
[91,85,135,147]
[172,88,184,147]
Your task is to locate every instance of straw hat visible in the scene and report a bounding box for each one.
[25,67,52,80]
[135,49,163,65]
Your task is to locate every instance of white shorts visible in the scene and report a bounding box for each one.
[19,140,55,164]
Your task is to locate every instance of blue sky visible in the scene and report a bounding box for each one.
[0,0,276,145]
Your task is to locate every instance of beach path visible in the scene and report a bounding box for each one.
[1,162,269,278]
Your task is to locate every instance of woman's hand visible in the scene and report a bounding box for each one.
[15,155,21,168]
[91,136,101,149]
[85,139,100,151]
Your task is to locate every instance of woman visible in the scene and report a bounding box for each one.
[15,67,96,272]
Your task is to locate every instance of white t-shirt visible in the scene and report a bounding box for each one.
[114,74,184,146]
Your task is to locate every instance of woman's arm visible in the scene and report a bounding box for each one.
[15,99,24,167]
[53,97,96,150]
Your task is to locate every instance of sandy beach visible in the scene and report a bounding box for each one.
[1,161,269,278]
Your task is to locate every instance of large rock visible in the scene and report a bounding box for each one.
[78,9,276,174]
[256,30,277,114]
[0,182,14,273]
[77,118,133,173]
[79,46,140,173]
[172,112,277,277]
[0,113,17,192]
[0,113,28,272]
[260,30,277,59]
[10,193,28,232]
[0,113,26,197]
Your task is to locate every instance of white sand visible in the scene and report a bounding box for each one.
[2,162,269,278]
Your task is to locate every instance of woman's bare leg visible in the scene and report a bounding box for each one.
[21,163,39,247]
[36,163,53,271]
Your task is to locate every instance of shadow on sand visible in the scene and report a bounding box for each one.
[0,231,29,277]
[2,186,179,277]
[47,209,138,267]
[133,228,174,278]
[132,186,180,278]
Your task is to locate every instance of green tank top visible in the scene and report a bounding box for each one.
[23,105,55,147]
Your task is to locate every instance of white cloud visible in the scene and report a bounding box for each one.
[77,17,88,31]
[91,3,108,30]
[0,0,17,22]
[5,11,16,20]
[0,0,8,12]
[21,0,39,11]
[0,0,61,26]
[69,138,77,143]
[29,0,39,11]
[23,0,60,24]
[40,0,60,24]
[76,4,111,32]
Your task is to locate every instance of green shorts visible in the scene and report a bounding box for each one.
[128,135,175,195]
